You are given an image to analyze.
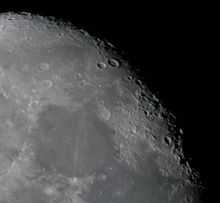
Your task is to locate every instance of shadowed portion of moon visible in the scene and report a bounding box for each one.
[0,12,206,203]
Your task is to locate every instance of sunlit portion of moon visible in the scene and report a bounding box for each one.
[0,12,205,203]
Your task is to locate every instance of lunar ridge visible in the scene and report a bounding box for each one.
[0,12,206,203]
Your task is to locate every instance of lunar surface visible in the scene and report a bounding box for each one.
[0,12,205,203]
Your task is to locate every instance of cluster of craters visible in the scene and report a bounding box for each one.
[0,61,96,202]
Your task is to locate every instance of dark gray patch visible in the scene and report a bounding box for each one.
[30,103,116,177]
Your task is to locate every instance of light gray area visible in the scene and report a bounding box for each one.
[0,12,205,203]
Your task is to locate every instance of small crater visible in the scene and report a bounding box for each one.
[97,101,111,121]
[97,62,107,70]
[100,106,111,121]
[127,75,134,81]
[108,58,120,68]
[38,63,50,72]
[38,80,53,90]
[164,136,172,146]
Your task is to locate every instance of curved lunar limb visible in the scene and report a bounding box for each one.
[0,12,205,203]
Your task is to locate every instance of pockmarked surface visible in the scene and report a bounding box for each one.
[0,13,205,203]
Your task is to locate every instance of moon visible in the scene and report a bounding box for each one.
[0,12,205,203]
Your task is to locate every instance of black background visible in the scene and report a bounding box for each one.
[0,3,210,197]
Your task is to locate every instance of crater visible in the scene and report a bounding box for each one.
[29,103,116,178]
